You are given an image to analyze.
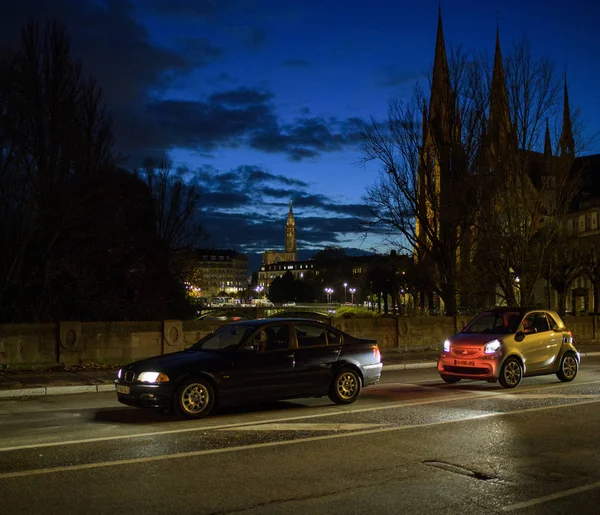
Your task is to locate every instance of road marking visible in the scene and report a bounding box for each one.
[502,480,600,511]
[222,422,383,431]
[0,379,599,453]
[0,398,599,480]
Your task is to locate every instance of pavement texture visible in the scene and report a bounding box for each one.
[1,343,599,400]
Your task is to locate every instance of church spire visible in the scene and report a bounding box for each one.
[428,6,453,140]
[559,75,575,157]
[487,27,512,152]
[544,119,552,159]
[285,199,297,257]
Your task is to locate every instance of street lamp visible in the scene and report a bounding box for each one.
[344,282,347,303]
[255,285,264,298]
[349,287,356,305]
[324,287,333,303]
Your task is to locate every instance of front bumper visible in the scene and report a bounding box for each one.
[115,381,174,409]
[437,353,501,380]
[362,363,383,386]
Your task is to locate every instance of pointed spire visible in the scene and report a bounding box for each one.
[559,75,575,157]
[429,6,452,139]
[544,119,552,158]
[487,27,513,157]
[285,199,296,256]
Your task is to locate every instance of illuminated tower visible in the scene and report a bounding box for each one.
[285,200,297,260]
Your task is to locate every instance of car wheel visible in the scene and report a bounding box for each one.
[556,352,578,382]
[329,368,361,404]
[499,357,522,388]
[440,375,461,384]
[174,377,215,418]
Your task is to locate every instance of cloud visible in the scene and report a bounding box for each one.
[377,65,427,88]
[281,59,310,68]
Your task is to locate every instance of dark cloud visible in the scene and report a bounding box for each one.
[281,59,310,68]
[180,38,224,67]
[377,65,427,88]
[143,0,235,18]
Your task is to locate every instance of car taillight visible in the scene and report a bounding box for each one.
[373,346,381,363]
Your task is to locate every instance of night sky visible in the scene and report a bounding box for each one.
[2,0,599,271]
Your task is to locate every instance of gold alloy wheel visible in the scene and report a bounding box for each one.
[181,382,210,415]
[562,355,578,380]
[501,359,522,388]
[336,372,358,400]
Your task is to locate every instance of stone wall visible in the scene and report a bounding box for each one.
[0,315,597,370]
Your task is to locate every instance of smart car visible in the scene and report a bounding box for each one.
[437,308,579,388]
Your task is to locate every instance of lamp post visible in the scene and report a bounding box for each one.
[349,287,356,305]
[324,287,333,303]
[255,285,264,298]
[344,282,347,303]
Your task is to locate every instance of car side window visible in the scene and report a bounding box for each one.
[253,325,290,353]
[528,313,550,333]
[295,324,327,348]
[327,329,341,345]
[546,313,559,330]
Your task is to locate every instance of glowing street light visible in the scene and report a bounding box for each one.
[344,282,348,302]
[324,287,333,303]
[255,285,264,298]
[349,287,356,304]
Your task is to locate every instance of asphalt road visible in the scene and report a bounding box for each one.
[1,359,600,515]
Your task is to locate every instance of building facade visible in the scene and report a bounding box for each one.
[186,249,248,299]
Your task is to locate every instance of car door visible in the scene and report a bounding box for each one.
[522,312,561,372]
[224,323,295,402]
[292,322,341,395]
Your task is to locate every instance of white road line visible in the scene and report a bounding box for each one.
[502,480,600,511]
[0,379,599,453]
[223,423,384,431]
[0,398,599,480]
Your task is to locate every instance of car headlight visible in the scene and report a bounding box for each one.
[117,368,122,379]
[137,371,170,383]
[443,339,451,353]
[484,339,502,354]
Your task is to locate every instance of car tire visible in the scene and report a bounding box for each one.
[174,377,215,419]
[556,352,578,382]
[440,375,461,384]
[329,368,361,404]
[499,357,522,388]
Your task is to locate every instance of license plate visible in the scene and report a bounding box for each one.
[454,359,475,366]
[116,384,130,394]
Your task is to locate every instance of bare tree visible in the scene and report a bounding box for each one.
[140,156,206,277]
[0,21,118,321]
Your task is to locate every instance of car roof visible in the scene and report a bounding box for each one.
[230,317,326,326]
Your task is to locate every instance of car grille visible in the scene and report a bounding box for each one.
[122,370,136,383]
[444,366,489,375]
[451,347,482,358]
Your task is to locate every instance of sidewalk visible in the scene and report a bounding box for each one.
[1,344,599,400]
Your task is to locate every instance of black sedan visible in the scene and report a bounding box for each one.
[115,318,382,418]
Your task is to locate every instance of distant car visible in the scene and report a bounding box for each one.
[437,307,579,388]
[115,318,383,418]
[283,301,296,307]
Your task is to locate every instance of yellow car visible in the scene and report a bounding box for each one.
[437,308,579,388]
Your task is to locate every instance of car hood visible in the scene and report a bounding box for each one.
[124,349,225,372]
[450,333,506,346]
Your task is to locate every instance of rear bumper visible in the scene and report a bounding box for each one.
[362,363,383,386]
[437,353,500,380]
[115,381,174,409]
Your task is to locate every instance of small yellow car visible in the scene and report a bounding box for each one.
[437,308,579,388]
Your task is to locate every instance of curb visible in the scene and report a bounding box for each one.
[0,383,115,399]
[384,362,437,371]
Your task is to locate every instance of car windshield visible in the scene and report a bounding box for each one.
[462,311,522,335]
[191,325,255,351]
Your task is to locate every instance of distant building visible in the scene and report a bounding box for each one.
[187,249,248,299]
[262,200,297,265]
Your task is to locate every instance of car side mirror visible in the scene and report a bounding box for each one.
[514,331,525,342]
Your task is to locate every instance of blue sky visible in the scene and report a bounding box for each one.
[1,0,599,271]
